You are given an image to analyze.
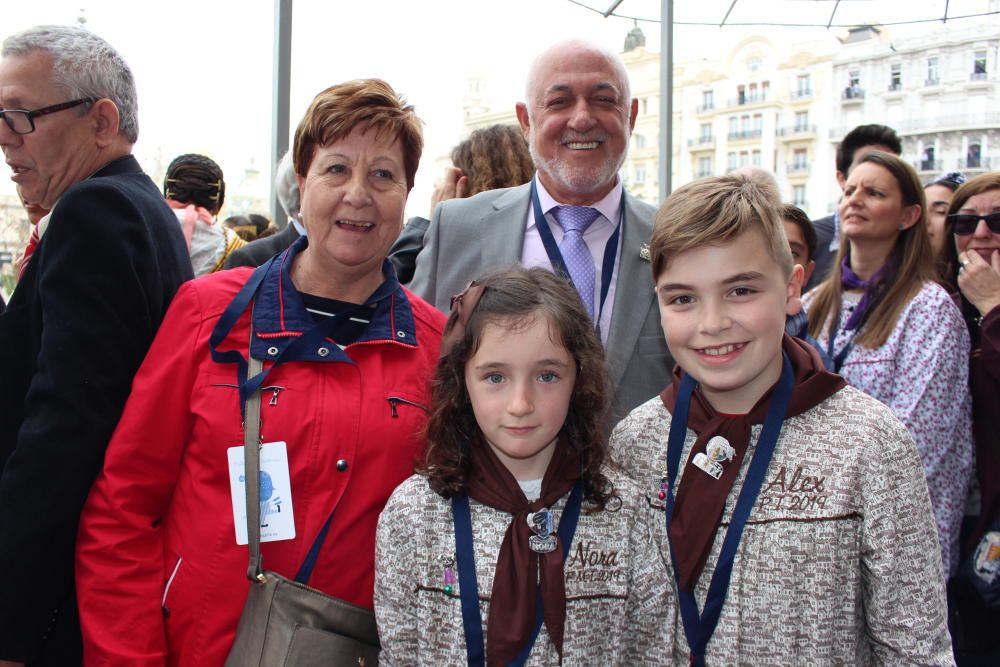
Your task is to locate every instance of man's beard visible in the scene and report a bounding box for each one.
[528,127,626,197]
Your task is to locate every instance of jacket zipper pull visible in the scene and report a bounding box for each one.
[268,387,284,406]
[388,398,399,418]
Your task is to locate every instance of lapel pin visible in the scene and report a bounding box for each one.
[639,243,650,262]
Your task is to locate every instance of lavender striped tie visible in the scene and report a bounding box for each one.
[551,206,600,318]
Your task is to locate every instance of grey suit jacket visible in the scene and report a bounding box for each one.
[409,182,673,417]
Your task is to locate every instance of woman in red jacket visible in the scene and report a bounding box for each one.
[74,79,446,666]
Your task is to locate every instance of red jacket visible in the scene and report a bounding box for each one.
[76,245,445,666]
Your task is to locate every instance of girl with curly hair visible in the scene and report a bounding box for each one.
[374,266,668,666]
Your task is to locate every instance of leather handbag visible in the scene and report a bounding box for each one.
[224,354,380,666]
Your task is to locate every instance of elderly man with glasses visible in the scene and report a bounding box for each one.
[0,26,191,667]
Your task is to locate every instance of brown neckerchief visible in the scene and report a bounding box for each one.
[464,438,580,666]
[660,335,846,591]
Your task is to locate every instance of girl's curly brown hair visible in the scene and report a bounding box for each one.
[419,266,613,510]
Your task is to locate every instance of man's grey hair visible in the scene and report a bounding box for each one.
[274,151,300,221]
[3,25,139,143]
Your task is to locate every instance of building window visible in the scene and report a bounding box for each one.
[846,70,863,98]
[697,156,712,178]
[796,74,811,97]
[700,123,712,140]
[728,116,739,137]
[921,145,936,171]
[889,63,902,91]
[761,80,770,99]
[794,110,809,131]
[793,185,806,206]
[927,57,939,85]
[739,151,749,167]
[748,56,762,72]
[641,97,648,114]
[635,133,647,150]
[748,82,759,103]
[727,152,737,171]
[968,142,982,168]
[737,84,746,105]
[973,50,988,80]
[792,148,808,171]
[751,150,762,166]
[635,164,646,184]
[701,89,714,111]
[752,113,763,137]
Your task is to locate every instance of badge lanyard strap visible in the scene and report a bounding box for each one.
[452,480,583,667]
[207,256,372,420]
[663,353,794,667]
[530,179,620,329]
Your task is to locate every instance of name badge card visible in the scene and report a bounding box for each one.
[227,441,296,545]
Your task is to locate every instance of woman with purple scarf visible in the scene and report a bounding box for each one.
[803,151,973,580]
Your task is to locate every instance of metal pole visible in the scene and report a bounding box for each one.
[271,0,292,228]
[659,0,673,201]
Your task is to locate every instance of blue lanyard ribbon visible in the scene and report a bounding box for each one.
[207,256,379,420]
[530,179,621,330]
[452,480,583,667]
[663,353,793,666]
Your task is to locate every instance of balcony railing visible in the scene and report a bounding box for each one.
[727,129,763,141]
[788,163,810,174]
[963,156,992,170]
[696,170,713,178]
[696,103,715,113]
[887,82,903,92]
[832,113,1000,138]
[687,136,716,148]
[919,159,943,172]
[971,71,988,81]
[728,94,769,107]
[925,77,940,87]
[790,88,812,100]
[842,86,865,100]
[778,125,816,137]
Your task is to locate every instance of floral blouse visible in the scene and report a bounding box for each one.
[804,281,973,575]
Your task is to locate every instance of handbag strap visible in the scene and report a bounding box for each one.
[244,350,266,581]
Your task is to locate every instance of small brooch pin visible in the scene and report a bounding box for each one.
[692,436,736,480]
[439,554,456,594]
[639,243,651,262]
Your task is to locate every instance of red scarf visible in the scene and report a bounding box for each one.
[464,439,580,666]
[660,335,845,591]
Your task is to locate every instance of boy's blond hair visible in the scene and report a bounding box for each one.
[649,174,793,280]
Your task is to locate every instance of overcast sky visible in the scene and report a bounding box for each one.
[4,0,992,218]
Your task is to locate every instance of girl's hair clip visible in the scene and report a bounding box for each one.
[439,281,487,357]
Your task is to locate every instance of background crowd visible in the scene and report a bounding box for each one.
[0,22,996,667]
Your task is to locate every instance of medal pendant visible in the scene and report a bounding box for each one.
[529,534,558,553]
[691,436,736,480]
[527,509,556,553]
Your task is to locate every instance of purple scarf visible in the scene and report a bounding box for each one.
[840,254,890,330]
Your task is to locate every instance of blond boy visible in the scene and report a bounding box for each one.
[609,174,953,665]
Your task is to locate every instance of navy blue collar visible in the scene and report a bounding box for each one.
[247,235,418,363]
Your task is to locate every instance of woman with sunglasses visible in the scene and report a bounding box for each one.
[804,151,973,581]
[938,172,1000,664]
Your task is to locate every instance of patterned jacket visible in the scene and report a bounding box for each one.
[609,386,954,666]
[374,468,671,665]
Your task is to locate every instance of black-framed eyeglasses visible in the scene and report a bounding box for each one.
[0,98,94,135]
[947,212,1000,236]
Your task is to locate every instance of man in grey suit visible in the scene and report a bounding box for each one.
[410,40,672,416]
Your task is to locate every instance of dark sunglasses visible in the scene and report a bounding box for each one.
[947,212,1000,235]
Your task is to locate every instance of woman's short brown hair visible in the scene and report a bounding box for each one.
[292,79,423,190]
[649,173,791,281]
